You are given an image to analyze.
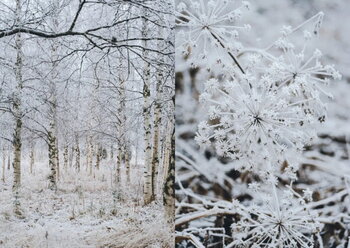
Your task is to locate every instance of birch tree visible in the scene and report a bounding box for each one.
[12,0,24,192]
[47,48,59,189]
[142,6,154,205]
[150,21,164,198]
[163,119,175,222]
[2,146,5,182]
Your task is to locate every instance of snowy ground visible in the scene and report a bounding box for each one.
[0,156,172,248]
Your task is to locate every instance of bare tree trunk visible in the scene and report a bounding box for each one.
[125,149,130,183]
[150,23,164,198]
[69,146,74,168]
[29,142,34,174]
[13,0,23,192]
[135,127,139,169]
[7,148,11,171]
[110,144,114,160]
[163,120,174,223]
[2,147,5,182]
[162,126,170,190]
[85,138,88,172]
[56,140,60,181]
[114,58,128,188]
[142,8,154,205]
[88,136,93,175]
[116,144,122,186]
[47,89,58,189]
[95,144,101,170]
[159,126,168,189]
[63,144,68,170]
[48,127,57,190]
[75,135,80,172]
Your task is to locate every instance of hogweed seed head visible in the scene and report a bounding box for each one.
[176,0,250,67]
[196,72,317,175]
[231,187,321,247]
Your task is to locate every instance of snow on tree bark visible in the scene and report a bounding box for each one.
[29,142,34,174]
[95,144,101,170]
[150,22,164,198]
[88,136,93,176]
[63,144,68,170]
[163,120,174,223]
[142,7,154,205]
[48,126,58,190]
[75,135,80,172]
[2,147,5,182]
[12,0,24,192]
[116,143,122,186]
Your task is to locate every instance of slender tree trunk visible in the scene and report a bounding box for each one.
[115,60,128,187]
[56,140,60,181]
[69,146,74,168]
[125,149,130,183]
[142,8,154,205]
[49,24,60,183]
[160,127,168,189]
[162,127,170,190]
[47,90,58,189]
[13,0,23,192]
[89,81,99,174]
[75,135,80,172]
[88,136,93,175]
[110,144,114,160]
[162,0,175,224]
[48,127,57,190]
[142,76,153,201]
[135,127,139,168]
[29,142,34,174]
[7,148,11,171]
[84,137,89,172]
[163,120,175,223]
[63,144,68,170]
[150,23,164,198]
[95,144,101,170]
[2,147,5,182]
[116,144,122,186]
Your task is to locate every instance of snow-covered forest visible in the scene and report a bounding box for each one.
[0,0,174,247]
[175,0,350,247]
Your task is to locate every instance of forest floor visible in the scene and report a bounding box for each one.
[0,159,172,248]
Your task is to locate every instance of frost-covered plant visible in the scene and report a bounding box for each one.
[176,0,250,69]
[191,11,340,176]
[175,1,347,247]
[269,31,341,119]
[230,186,321,247]
[196,73,316,177]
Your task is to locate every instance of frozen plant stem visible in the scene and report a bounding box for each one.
[208,29,245,74]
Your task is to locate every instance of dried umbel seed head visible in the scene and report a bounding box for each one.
[175,0,250,67]
[231,188,321,247]
[196,72,316,176]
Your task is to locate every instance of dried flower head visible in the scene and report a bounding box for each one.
[176,0,250,67]
[231,187,321,247]
[196,73,316,174]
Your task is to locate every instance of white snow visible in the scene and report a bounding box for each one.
[0,157,172,248]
